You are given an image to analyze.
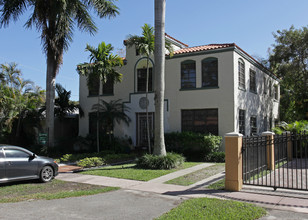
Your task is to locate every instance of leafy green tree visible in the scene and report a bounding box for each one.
[92,99,130,143]
[77,41,123,152]
[269,25,308,122]
[0,0,119,147]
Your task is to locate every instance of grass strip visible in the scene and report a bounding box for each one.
[81,162,202,181]
[165,163,225,186]
[0,179,118,203]
[156,198,266,220]
[207,178,225,190]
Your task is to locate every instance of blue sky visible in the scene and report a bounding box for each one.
[0,0,307,101]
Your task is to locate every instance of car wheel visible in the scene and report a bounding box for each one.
[40,166,54,183]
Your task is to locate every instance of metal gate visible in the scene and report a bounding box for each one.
[242,132,308,191]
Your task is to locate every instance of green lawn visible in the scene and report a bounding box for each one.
[81,162,202,181]
[156,198,266,220]
[0,179,118,203]
[165,163,225,186]
[207,178,225,190]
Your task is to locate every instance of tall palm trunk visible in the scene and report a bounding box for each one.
[146,56,151,154]
[96,79,101,152]
[153,0,167,156]
[46,55,56,148]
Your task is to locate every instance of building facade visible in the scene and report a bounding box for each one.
[79,35,280,149]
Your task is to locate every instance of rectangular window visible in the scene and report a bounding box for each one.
[239,109,245,135]
[269,117,273,131]
[263,76,267,94]
[137,68,153,92]
[202,58,218,87]
[102,78,114,95]
[88,74,100,96]
[264,116,268,132]
[89,112,103,136]
[182,109,218,135]
[238,59,245,89]
[181,61,196,89]
[274,85,278,100]
[269,80,272,97]
[250,116,257,136]
[249,69,257,93]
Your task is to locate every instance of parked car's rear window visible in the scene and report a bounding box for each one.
[4,149,30,158]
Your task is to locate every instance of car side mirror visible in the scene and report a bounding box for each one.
[29,153,36,160]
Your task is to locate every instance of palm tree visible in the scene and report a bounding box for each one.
[54,83,79,120]
[0,0,119,148]
[0,62,21,88]
[92,99,130,145]
[77,41,123,152]
[153,0,167,156]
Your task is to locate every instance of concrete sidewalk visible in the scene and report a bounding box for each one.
[57,163,308,215]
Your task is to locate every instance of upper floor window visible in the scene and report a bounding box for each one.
[102,77,114,95]
[238,58,245,90]
[181,60,196,89]
[263,76,267,94]
[137,68,153,92]
[249,69,257,93]
[88,73,99,96]
[274,84,278,100]
[269,80,272,97]
[202,58,218,87]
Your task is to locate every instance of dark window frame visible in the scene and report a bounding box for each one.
[181,60,196,89]
[250,116,257,136]
[249,69,257,93]
[274,84,278,100]
[181,109,218,135]
[88,73,100,96]
[238,58,245,90]
[239,109,246,135]
[102,78,114,95]
[202,57,218,88]
[137,67,153,92]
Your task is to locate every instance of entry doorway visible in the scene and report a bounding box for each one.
[136,113,154,147]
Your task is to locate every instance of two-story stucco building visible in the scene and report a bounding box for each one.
[79,34,280,149]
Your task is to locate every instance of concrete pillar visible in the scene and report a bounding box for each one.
[225,132,243,191]
[262,131,275,171]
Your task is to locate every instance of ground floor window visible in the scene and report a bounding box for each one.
[250,116,257,136]
[239,109,245,135]
[181,109,218,135]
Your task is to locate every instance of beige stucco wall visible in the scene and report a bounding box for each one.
[79,43,280,149]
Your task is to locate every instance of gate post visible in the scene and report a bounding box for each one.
[262,131,275,171]
[225,132,243,191]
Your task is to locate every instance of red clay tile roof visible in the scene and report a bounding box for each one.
[173,43,235,55]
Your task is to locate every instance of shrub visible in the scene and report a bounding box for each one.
[165,132,222,161]
[136,153,185,170]
[205,152,225,162]
[77,157,105,168]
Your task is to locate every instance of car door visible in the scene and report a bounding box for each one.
[0,149,5,180]
[4,148,38,180]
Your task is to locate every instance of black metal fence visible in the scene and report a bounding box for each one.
[242,132,308,190]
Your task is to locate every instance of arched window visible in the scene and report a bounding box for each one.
[202,57,218,87]
[238,58,245,89]
[181,60,196,89]
[135,58,154,92]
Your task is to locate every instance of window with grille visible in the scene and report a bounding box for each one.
[249,69,257,93]
[181,60,196,89]
[274,85,278,100]
[137,68,153,92]
[239,109,245,135]
[182,109,218,135]
[202,58,218,87]
[250,116,257,136]
[238,59,245,90]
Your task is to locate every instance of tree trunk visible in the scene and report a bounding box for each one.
[46,55,56,148]
[97,79,101,152]
[146,56,151,154]
[153,0,167,156]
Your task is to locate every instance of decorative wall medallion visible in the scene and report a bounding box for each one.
[139,97,149,109]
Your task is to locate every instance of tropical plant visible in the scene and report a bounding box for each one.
[91,99,131,144]
[0,0,119,147]
[77,41,123,152]
[0,62,21,88]
[126,22,173,154]
[273,120,308,134]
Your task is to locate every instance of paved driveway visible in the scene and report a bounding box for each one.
[0,189,183,220]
